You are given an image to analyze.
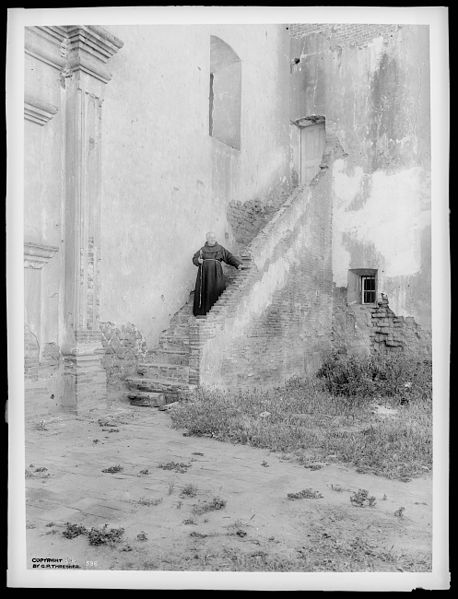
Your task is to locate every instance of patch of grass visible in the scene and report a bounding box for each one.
[170,356,431,481]
[192,496,226,516]
[160,537,429,572]
[101,465,123,473]
[394,506,405,518]
[316,351,432,404]
[158,461,191,474]
[180,484,198,498]
[87,524,125,546]
[350,489,377,507]
[287,488,323,500]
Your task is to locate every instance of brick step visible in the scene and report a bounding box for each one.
[158,340,190,353]
[159,333,189,346]
[169,315,192,328]
[145,348,189,365]
[126,390,166,408]
[166,329,190,341]
[137,362,190,383]
[125,377,196,402]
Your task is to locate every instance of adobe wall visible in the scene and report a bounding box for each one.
[290,24,431,331]
[100,24,293,348]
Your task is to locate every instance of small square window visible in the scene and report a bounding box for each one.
[347,268,378,305]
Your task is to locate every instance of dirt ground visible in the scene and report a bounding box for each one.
[24,396,432,572]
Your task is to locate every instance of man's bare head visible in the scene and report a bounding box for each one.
[206,231,217,246]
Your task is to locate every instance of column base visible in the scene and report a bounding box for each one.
[62,338,107,413]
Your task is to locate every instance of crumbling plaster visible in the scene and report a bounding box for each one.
[290,25,431,329]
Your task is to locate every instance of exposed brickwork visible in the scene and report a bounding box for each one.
[24,325,40,381]
[100,321,148,383]
[124,293,197,403]
[369,294,431,355]
[332,289,431,357]
[289,23,401,48]
[227,180,293,250]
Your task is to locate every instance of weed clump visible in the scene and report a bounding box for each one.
[158,461,191,474]
[136,497,163,507]
[350,489,377,507]
[87,524,125,546]
[63,523,89,539]
[287,489,323,500]
[180,484,198,498]
[101,465,123,473]
[192,496,227,515]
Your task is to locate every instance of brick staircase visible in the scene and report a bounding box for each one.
[124,264,248,406]
[124,135,345,404]
[125,292,195,406]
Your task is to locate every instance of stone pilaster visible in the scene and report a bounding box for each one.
[57,26,123,412]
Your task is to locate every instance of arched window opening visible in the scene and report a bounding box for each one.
[209,36,241,150]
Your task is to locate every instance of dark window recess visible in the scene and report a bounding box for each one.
[209,72,214,136]
[361,275,376,304]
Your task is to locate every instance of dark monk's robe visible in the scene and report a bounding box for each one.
[192,242,242,316]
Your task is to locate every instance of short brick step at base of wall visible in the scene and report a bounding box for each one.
[127,390,166,407]
[125,376,197,403]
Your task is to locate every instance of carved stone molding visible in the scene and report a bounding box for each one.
[25,26,68,71]
[25,25,123,84]
[24,242,59,269]
[63,25,124,84]
[24,95,58,126]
